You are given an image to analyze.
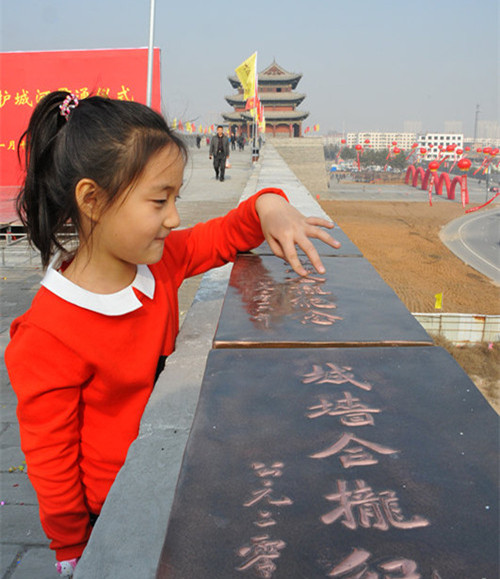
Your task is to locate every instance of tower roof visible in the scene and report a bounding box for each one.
[228,60,303,89]
[222,109,309,123]
[225,92,306,107]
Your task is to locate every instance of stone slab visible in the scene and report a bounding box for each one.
[214,256,432,347]
[157,346,499,578]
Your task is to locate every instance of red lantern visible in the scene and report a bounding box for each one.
[446,144,455,152]
[392,141,397,146]
[456,148,463,155]
[355,144,363,151]
[457,158,472,172]
[412,143,418,149]
[420,148,427,155]
[341,139,346,144]
[393,147,401,155]
[364,138,370,144]
[429,161,439,172]
[491,148,499,156]
[465,146,470,152]
[476,148,482,153]
[483,146,492,155]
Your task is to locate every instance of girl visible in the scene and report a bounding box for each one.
[5,91,339,577]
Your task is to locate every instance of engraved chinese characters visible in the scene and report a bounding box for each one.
[213,256,432,347]
[157,347,498,578]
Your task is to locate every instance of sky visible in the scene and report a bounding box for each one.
[1,0,498,137]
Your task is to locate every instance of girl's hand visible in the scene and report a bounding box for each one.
[255,193,341,276]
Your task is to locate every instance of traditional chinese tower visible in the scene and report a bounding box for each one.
[223,60,309,138]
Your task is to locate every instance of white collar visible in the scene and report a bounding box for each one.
[41,259,156,316]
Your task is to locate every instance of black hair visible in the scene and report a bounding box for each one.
[17,91,187,267]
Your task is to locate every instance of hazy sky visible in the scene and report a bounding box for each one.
[1,0,498,136]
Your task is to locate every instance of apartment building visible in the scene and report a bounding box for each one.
[346,132,417,151]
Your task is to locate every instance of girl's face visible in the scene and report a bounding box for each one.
[91,145,184,271]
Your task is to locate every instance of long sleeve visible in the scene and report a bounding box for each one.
[6,321,93,560]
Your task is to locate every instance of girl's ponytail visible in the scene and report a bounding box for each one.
[16,91,186,268]
[17,91,80,267]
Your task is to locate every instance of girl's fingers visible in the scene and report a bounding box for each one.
[305,216,335,229]
[267,235,326,276]
[304,219,342,249]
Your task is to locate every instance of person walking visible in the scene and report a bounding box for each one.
[209,125,230,181]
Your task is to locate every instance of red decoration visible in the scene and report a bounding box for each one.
[429,161,440,172]
[393,147,401,155]
[457,158,471,171]
[420,148,427,155]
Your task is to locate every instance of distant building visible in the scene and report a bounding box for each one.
[346,132,417,151]
[223,60,309,138]
[418,133,464,160]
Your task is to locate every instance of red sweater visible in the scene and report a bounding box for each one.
[6,189,285,561]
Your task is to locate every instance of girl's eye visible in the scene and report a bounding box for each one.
[153,199,166,205]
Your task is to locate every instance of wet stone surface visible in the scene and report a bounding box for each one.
[249,225,362,258]
[157,346,499,579]
[213,255,433,348]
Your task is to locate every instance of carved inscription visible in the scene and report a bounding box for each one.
[237,462,293,577]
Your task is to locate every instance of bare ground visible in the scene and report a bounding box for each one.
[319,200,499,412]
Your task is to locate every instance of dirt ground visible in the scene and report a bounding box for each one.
[319,200,499,412]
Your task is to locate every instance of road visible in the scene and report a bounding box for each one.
[440,208,500,284]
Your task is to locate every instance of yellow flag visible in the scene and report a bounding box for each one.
[235,52,257,99]
[434,292,443,309]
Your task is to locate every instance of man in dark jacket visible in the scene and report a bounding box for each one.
[209,125,230,181]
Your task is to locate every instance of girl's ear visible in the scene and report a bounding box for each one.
[74,178,103,221]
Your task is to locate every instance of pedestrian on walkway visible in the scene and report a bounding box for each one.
[5,91,340,577]
[209,125,229,181]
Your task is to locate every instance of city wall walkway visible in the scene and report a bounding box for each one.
[2,142,328,578]
[1,142,497,577]
[0,143,254,579]
[72,143,333,578]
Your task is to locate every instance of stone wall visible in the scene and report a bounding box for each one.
[268,137,329,193]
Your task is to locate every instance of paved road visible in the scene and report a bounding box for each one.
[440,208,500,284]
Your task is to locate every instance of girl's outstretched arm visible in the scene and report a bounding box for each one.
[255,193,341,276]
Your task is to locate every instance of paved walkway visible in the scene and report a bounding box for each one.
[0,143,254,579]
[1,142,498,577]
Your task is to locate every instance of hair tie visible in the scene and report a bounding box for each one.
[59,94,79,121]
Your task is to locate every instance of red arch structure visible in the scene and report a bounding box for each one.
[405,166,469,207]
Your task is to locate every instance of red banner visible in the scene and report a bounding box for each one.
[0,48,162,197]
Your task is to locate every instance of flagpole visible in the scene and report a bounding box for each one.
[146,0,156,107]
[253,53,258,161]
